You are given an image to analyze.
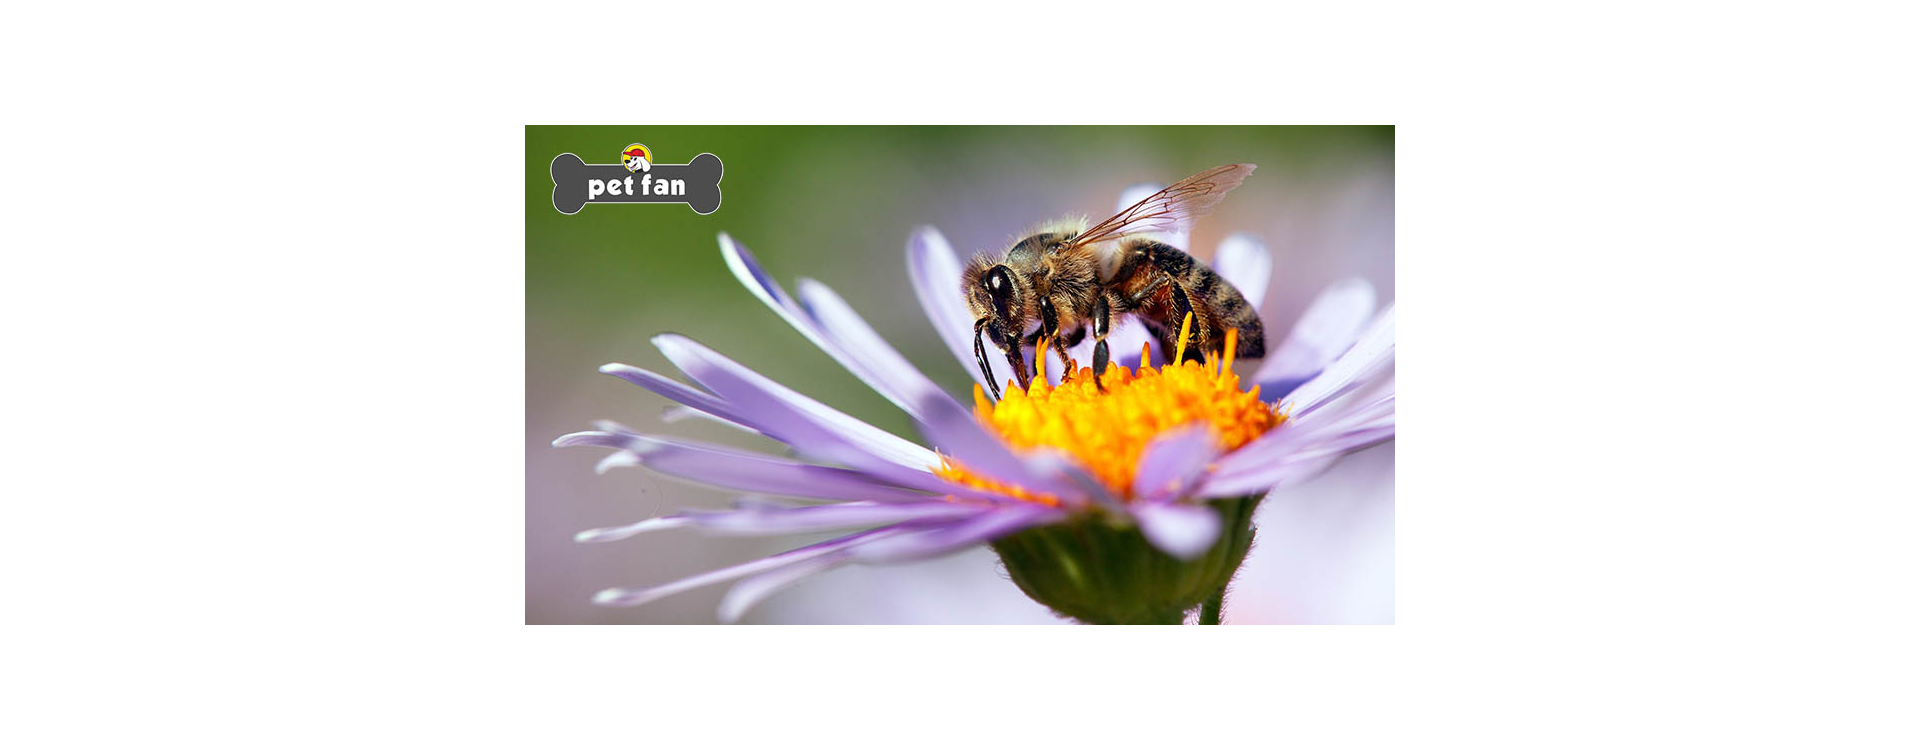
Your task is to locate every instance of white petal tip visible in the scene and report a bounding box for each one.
[1157,539,1219,561]
[575,516,687,543]
[593,451,641,474]
[650,333,691,350]
[591,589,634,606]
[552,431,602,448]
[909,225,948,247]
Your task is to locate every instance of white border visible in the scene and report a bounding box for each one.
[7,4,1916,747]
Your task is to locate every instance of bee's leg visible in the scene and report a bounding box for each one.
[1165,280,1209,364]
[1054,326,1084,379]
[973,318,1002,401]
[1035,297,1062,384]
[1004,343,1030,391]
[1091,295,1112,392]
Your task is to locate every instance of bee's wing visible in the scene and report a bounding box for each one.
[1066,163,1256,250]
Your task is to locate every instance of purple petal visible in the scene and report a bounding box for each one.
[708,500,1011,621]
[913,393,1080,499]
[660,405,759,434]
[717,552,850,623]
[681,500,984,536]
[652,334,939,474]
[573,516,692,543]
[1132,502,1223,560]
[719,233,844,364]
[1213,234,1271,310]
[600,363,753,428]
[617,348,1005,501]
[1197,431,1391,497]
[1302,376,1395,431]
[1281,303,1394,416]
[1254,279,1379,398]
[1210,379,1393,476]
[577,500,980,552]
[593,450,641,475]
[730,495,799,511]
[592,526,909,607]
[905,226,999,391]
[1025,449,1122,512]
[722,233,960,422]
[1130,427,1222,502]
[795,277,961,420]
[846,504,1064,563]
[1196,386,1395,497]
[554,430,935,504]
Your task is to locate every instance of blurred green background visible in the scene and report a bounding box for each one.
[528,126,1393,624]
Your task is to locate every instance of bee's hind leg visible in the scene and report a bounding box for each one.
[1164,279,1210,364]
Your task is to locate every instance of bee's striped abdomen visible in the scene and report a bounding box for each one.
[1141,242,1266,360]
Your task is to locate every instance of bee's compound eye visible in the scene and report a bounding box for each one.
[986,266,1010,294]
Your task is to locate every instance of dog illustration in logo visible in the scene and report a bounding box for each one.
[621,144,652,173]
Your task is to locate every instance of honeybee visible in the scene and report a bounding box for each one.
[963,163,1266,399]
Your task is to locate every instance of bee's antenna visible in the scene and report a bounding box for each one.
[973,317,1002,401]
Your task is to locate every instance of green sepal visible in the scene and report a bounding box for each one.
[990,495,1261,624]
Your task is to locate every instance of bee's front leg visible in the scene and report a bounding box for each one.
[1091,295,1112,391]
[1003,343,1029,391]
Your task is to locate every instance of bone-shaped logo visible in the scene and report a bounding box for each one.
[551,151,723,215]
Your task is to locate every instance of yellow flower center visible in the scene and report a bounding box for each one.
[934,321,1284,504]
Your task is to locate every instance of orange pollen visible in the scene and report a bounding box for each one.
[932,325,1283,504]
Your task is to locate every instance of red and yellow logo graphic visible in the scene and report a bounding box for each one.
[620,143,652,172]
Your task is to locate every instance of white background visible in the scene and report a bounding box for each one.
[5,2,1916,747]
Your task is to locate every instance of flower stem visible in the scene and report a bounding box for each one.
[1199,586,1226,625]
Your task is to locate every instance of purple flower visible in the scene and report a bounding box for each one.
[554,187,1394,623]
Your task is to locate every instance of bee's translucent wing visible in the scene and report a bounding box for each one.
[1067,163,1256,250]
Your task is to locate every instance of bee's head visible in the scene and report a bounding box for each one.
[962,252,1040,399]
[961,255,1027,344]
